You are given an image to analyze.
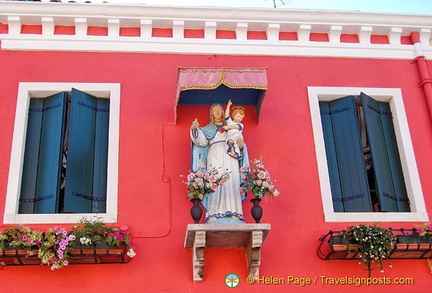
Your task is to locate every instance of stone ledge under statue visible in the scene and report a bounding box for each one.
[184,223,271,282]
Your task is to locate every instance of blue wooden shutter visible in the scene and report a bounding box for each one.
[319,102,344,212]
[361,93,410,212]
[320,96,372,212]
[64,89,109,213]
[20,93,67,214]
[92,98,110,213]
[19,99,44,213]
[379,102,410,211]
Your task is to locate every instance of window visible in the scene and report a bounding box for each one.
[5,83,120,224]
[308,87,428,222]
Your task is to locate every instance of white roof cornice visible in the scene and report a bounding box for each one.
[1,2,431,58]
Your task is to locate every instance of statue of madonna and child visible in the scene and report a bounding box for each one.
[190,101,248,224]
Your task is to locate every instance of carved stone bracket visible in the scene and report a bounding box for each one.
[184,223,271,282]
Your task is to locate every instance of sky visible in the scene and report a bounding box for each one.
[36,0,432,15]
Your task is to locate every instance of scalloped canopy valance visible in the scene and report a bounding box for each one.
[175,67,268,123]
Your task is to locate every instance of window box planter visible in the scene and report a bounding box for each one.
[318,231,360,260]
[1,240,131,267]
[0,241,42,265]
[70,241,125,256]
[318,228,432,260]
[0,219,135,269]
[391,229,432,259]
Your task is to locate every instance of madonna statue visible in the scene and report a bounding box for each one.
[190,103,249,223]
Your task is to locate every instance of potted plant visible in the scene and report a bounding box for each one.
[39,226,75,270]
[70,217,135,257]
[344,224,395,277]
[182,163,231,223]
[416,222,432,237]
[239,156,279,223]
[0,218,136,269]
[0,225,42,257]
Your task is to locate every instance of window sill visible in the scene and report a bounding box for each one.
[3,213,118,224]
[324,212,429,223]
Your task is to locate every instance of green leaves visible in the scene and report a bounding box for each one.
[344,224,395,277]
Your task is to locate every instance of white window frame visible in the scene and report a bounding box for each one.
[308,86,429,222]
[4,82,120,224]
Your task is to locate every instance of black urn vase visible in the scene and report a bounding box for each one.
[250,197,263,223]
[190,198,203,224]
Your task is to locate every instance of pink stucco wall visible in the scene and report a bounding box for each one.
[0,45,431,292]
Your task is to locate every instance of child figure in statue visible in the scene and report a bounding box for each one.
[223,100,245,159]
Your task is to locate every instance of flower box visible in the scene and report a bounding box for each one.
[391,231,432,259]
[320,233,360,260]
[1,240,130,267]
[0,241,43,265]
[70,241,125,256]
[318,228,432,261]
[0,219,135,269]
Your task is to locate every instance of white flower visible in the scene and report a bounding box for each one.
[127,248,136,258]
[80,237,91,245]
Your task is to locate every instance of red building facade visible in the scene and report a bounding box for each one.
[0,2,431,292]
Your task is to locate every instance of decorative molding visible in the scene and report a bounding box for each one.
[0,2,431,58]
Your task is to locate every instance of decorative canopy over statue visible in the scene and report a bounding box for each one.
[175,67,268,123]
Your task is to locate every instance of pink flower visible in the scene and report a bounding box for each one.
[258,171,266,179]
[22,235,28,241]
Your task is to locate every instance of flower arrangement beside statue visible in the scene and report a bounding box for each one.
[240,156,279,198]
[182,163,231,223]
[239,156,279,223]
[182,163,231,200]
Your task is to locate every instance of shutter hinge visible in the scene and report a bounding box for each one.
[320,107,350,115]
[28,103,61,113]
[72,191,106,202]
[77,101,109,112]
[332,193,365,202]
